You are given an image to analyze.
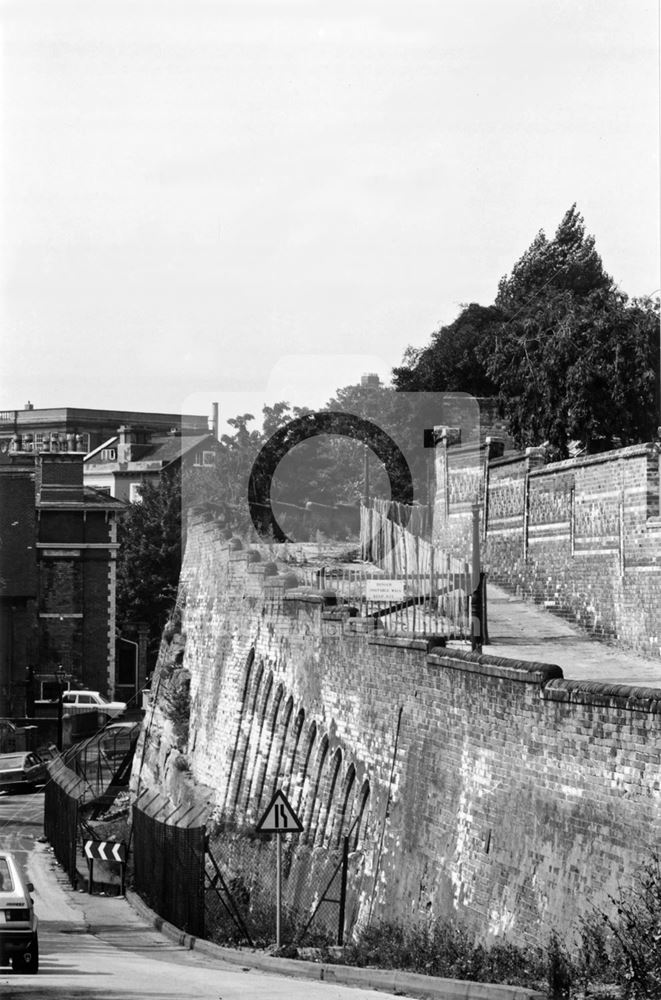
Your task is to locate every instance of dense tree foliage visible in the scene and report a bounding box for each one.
[488,205,659,456]
[394,205,660,458]
[116,470,182,664]
[393,303,501,396]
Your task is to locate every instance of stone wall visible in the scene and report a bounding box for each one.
[433,437,661,657]
[135,520,661,948]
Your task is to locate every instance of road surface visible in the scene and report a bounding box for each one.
[0,789,403,1000]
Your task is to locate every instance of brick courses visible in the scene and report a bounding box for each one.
[138,520,661,947]
[437,439,661,657]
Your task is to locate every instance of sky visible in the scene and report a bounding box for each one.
[2,0,659,430]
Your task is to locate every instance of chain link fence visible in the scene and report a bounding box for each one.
[205,823,366,947]
[44,757,88,887]
[132,804,206,937]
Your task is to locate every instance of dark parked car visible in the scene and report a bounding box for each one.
[0,851,39,972]
[0,752,48,793]
[34,745,59,766]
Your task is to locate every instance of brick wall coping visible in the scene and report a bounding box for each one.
[427,647,563,685]
[488,440,658,474]
[282,587,345,606]
[529,441,658,476]
[368,635,433,653]
[435,439,491,460]
[282,591,327,604]
[488,452,537,470]
[543,677,661,713]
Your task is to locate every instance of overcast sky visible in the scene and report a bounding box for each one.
[2,0,659,427]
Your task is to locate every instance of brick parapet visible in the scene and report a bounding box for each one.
[543,677,661,712]
[432,437,661,656]
[428,648,563,685]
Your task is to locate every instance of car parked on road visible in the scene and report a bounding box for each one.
[34,744,59,766]
[0,752,48,793]
[60,690,126,719]
[0,851,39,973]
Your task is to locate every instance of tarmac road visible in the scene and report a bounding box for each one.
[0,791,406,1000]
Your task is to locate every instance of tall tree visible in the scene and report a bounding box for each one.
[116,470,182,665]
[392,303,501,396]
[487,206,659,456]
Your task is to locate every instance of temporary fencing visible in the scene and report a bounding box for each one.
[292,504,470,639]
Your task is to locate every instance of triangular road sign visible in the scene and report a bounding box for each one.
[256,789,303,833]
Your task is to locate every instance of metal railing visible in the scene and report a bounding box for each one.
[289,505,471,639]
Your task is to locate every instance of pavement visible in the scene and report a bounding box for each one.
[481,583,661,689]
[31,845,543,1000]
[123,888,543,1000]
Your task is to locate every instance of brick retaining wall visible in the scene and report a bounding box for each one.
[136,521,661,947]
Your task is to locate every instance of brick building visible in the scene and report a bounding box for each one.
[0,447,124,716]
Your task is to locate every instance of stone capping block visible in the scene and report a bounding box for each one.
[322,608,356,621]
[368,634,448,654]
[283,587,337,607]
[228,550,247,562]
[369,634,431,653]
[543,677,661,713]
[427,647,564,685]
[346,617,383,634]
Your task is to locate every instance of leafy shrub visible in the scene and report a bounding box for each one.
[602,853,661,999]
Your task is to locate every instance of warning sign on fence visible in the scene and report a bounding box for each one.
[365,579,405,602]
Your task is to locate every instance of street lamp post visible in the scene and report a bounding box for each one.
[55,665,67,751]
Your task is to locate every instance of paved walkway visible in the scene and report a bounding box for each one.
[482,584,661,689]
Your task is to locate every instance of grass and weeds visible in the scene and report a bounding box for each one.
[204,851,661,998]
[571,852,661,999]
[343,920,547,989]
[339,853,661,999]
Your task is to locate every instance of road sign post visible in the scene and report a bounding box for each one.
[275,831,282,946]
[84,840,127,896]
[256,790,303,947]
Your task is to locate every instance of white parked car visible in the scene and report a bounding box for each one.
[0,851,39,972]
[60,690,126,719]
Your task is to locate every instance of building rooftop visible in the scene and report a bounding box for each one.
[0,405,209,430]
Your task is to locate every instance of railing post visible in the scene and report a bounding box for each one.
[471,503,482,652]
[337,835,349,946]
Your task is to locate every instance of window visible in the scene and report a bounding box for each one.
[129,483,143,503]
[0,859,14,892]
[193,449,217,467]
